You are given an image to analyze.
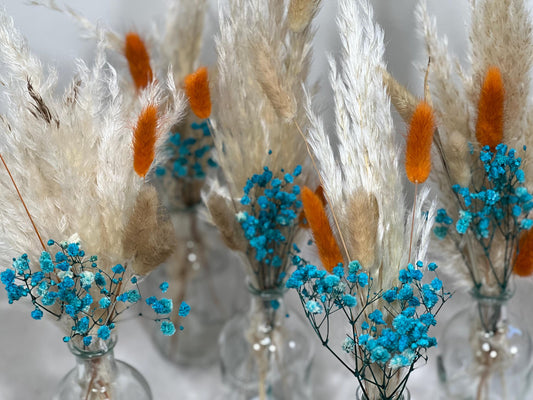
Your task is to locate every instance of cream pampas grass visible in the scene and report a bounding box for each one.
[0,10,186,280]
[300,1,436,398]
[306,0,435,290]
[396,0,533,294]
[204,0,319,289]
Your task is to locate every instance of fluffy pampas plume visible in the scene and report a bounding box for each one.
[304,0,435,290]
[0,9,186,277]
[410,0,533,294]
[122,185,177,275]
[288,0,322,33]
[204,0,317,289]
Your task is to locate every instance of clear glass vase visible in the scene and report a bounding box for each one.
[53,335,151,400]
[437,287,533,399]
[219,283,313,400]
[150,206,245,366]
[355,386,411,400]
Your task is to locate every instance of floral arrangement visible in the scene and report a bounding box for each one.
[285,0,450,398]
[0,8,186,348]
[288,258,449,399]
[236,164,303,289]
[383,0,533,295]
[1,240,190,343]
[434,143,533,292]
[203,0,320,290]
[34,0,215,209]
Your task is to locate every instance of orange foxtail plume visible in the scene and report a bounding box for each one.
[124,32,153,91]
[299,185,326,228]
[476,66,504,150]
[405,101,435,184]
[133,104,158,178]
[184,66,211,119]
[301,186,343,273]
[514,230,533,277]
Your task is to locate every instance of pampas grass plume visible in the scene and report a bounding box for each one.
[252,41,296,121]
[405,101,435,183]
[476,66,504,149]
[206,191,247,252]
[301,186,343,272]
[514,230,533,277]
[133,104,158,178]
[288,0,321,33]
[125,32,153,91]
[122,185,177,276]
[382,69,418,124]
[184,66,211,119]
[345,192,379,268]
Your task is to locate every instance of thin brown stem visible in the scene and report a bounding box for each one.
[0,153,46,251]
[293,120,352,262]
[408,182,419,263]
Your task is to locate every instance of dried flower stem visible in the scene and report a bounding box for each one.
[0,153,45,251]
[408,183,419,263]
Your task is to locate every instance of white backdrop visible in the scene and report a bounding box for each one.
[1,1,533,400]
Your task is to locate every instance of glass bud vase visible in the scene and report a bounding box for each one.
[219,284,314,400]
[437,288,533,399]
[355,386,411,400]
[53,335,151,400]
[150,205,245,366]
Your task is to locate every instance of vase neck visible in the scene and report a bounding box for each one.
[247,284,287,332]
[471,290,511,334]
[68,337,119,399]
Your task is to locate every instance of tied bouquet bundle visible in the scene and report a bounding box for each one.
[0,9,189,399]
[384,0,533,398]
[287,1,450,399]
[202,0,322,398]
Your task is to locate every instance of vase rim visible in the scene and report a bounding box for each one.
[68,333,117,359]
[246,278,287,297]
[470,281,515,302]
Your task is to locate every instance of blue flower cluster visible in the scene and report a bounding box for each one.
[237,165,302,286]
[0,240,188,343]
[436,144,533,240]
[155,121,217,180]
[434,143,533,289]
[288,255,450,397]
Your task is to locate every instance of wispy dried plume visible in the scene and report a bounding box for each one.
[305,0,435,292]
[122,185,177,275]
[288,0,322,33]
[205,0,316,284]
[0,10,186,275]
[415,0,533,292]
